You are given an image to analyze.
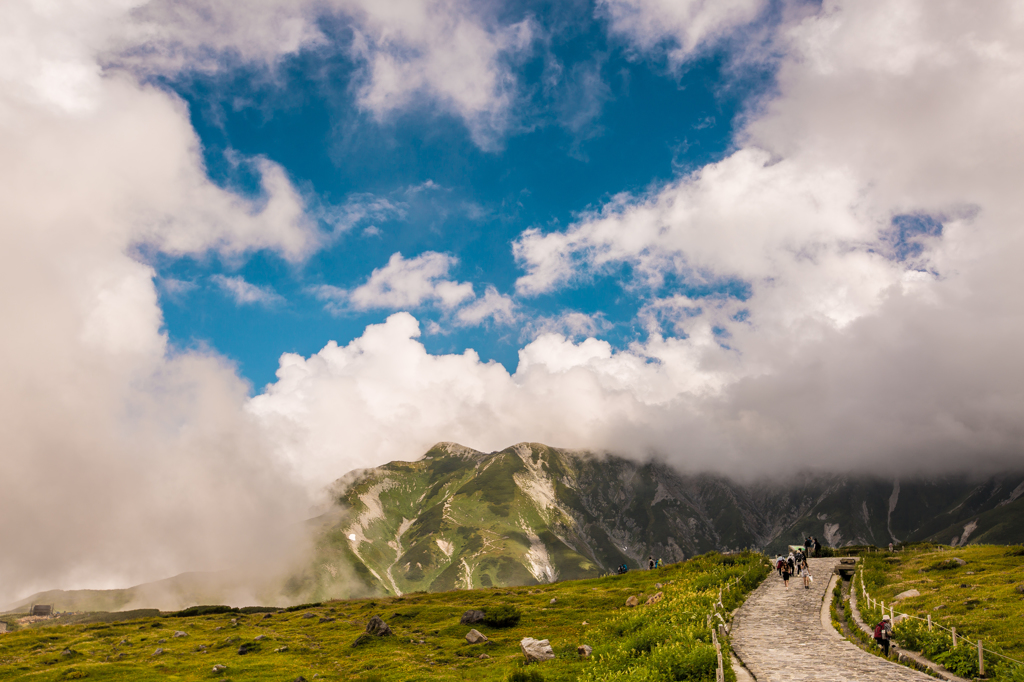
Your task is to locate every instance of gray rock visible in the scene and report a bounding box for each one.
[645,591,664,605]
[254,634,267,641]
[214,626,223,630]
[952,557,967,566]
[212,663,227,672]
[520,637,555,662]
[318,617,335,624]
[153,648,164,655]
[478,653,490,659]
[893,589,920,601]
[465,629,488,644]
[274,646,289,653]
[302,612,316,619]
[365,615,393,637]
[173,631,188,638]
[577,644,593,658]
[625,595,639,607]
[549,598,557,604]
[460,610,485,625]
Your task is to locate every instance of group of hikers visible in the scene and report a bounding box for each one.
[774,550,812,588]
[615,556,665,574]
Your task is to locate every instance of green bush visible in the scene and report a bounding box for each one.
[647,640,717,679]
[935,642,980,678]
[483,604,521,628]
[927,559,965,571]
[282,602,323,613]
[506,671,544,682]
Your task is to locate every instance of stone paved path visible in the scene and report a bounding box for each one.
[732,558,934,681]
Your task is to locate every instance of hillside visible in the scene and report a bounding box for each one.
[0,552,766,682]
[308,442,1024,598]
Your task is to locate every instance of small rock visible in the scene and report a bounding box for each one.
[197,644,208,650]
[60,649,75,657]
[118,638,130,646]
[1015,584,1024,595]
[318,617,335,624]
[933,604,947,610]
[116,652,126,659]
[214,626,223,631]
[230,619,238,625]
[894,589,920,601]
[577,644,593,658]
[302,613,316,619]
[254,634,267,641]
[581,621,589,626]
[645,591,664,605]
[212,663,227,673]
[549,598,557,604]
[960,584,969,588]
[365,615,393,637]
[460,610,485,625]
[262,613,273,619]
[952,557,967,567]
[465,629,488,644]
[153,648,164,655]
[158,638,167,643]
[478,653,490,659]
[237,643,259,655]
[293,677,307,682]
[625,595,639,607]
[274,646,289,653]
[965,571,975,575]
[654,583,663,589]
[521,637,555,662]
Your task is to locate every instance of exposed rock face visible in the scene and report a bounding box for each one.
[460,610,485,625]
[894,589,920,601]
[365,615,393,637]
[645,591,664,605]
[465,629,488,644]
[625,595,639,607]
[521,637,555,662]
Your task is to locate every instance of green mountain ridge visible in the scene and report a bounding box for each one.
[9,442,1024,612]
[311,442,1024,598]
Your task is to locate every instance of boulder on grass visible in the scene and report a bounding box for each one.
[577,644,592,658]
[460,610,485,625]
[645,591,664,605]
[521,637,555,662]
[894,589,920,601]
[465,629,488,644]
[212,664,227,673]
[365,615,393,637]
[625,596,639,607]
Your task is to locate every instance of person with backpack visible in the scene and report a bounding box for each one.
[874,615,893,656]
[648,555,655,570]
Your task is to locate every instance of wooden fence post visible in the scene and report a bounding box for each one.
[927,614,932,631]
[978,641,984,675]
[952,627,957,647]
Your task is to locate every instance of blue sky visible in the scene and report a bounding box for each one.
[152,5,767,389]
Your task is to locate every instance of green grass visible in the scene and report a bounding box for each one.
[0,552,767,681]
[857,544,1024,680]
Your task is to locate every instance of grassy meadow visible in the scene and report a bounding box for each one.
[0,552,767,682]
[857,544,1024,679]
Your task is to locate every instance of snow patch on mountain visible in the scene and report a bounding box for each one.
[436,538,454,557]
[520,520,557,583]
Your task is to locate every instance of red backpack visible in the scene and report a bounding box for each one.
[874,622,884,638]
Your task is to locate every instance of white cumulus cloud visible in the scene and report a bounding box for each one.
[212,275,285,306]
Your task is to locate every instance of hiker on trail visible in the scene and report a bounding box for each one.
[787,553,795,575]
[888,542,894,552]
[775,556,785,576]
[781,560,791,587]
[813,537,821,555]
[648,556,655,570]
[804,536,812,556]
[874,615,893,656]
[800,563,811,589]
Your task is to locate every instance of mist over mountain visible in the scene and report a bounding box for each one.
[308,442,1024,597]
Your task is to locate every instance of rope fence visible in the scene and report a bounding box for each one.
[854,563,1024,675]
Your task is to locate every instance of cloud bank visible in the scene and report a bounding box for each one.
[254,0,1024,485]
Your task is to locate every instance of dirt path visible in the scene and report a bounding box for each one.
[731,558,934,681]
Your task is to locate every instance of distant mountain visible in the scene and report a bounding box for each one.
[312,442,1024,597]
[11,443,1022,612]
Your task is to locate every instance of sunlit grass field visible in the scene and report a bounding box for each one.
[859,544,1024,672]
[0,552,767,682]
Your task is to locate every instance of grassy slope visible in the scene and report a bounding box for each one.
[859,544,1024,661]
[0,553,766,682]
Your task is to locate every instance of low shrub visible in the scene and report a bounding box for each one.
[172,605,235,618]
[483,604,521,628]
